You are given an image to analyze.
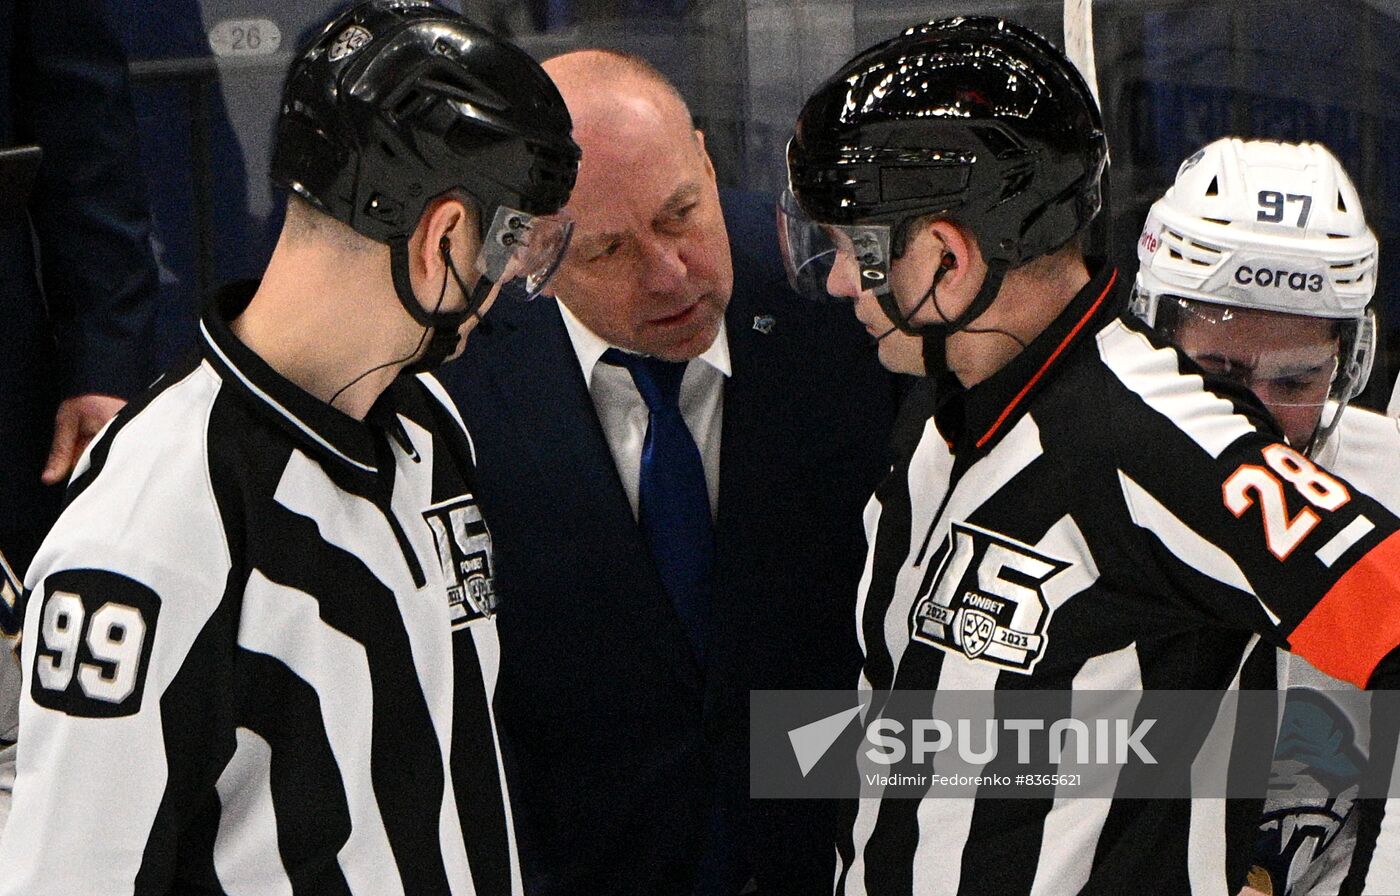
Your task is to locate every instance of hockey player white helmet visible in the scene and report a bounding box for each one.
[1133,138,1379,453]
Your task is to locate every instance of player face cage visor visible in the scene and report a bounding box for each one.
[777,189,893,303]
[1153,294,1372,418]
[478,205,574,298]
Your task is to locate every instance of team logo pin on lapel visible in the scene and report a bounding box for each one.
[752,315,775,334]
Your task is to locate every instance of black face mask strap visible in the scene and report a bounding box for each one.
[944,257,1009,334]
[911,254,1011,356]
[404,251,495,375]
[867,242,1021,378]
[908,256,1013,378]
[331,249,450,405]
[441,243,497,324]
[876,254,957,338]
[876,289,916,337]
[389,237,474,331]
[391,236,475,375]
[922,329,948,377]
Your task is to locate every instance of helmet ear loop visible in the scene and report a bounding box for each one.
[440,236,496,324]
[399,238,476,376]
[940,257,1025,349]
[875,252,956,338]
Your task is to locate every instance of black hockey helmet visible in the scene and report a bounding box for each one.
[271,1,581,370]
[273,0,579,244]
[781,16,1106,337]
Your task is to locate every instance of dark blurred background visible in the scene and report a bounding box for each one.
[109,0,1400,407]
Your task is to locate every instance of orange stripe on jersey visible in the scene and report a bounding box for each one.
[1288,529,1400,688]
[975,269,1118,450]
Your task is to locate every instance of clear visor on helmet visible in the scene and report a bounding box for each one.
[1152,294,1370,451]
[477,205,574,299]
[777,189,892,302]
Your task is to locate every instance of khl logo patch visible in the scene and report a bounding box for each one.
[910,522,1069,673]
[423,496,497,627]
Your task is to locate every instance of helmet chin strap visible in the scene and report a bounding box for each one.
[388,236,493,374]
[873,254,1014,377]
[443,246,497,323]
[874,254,955,338]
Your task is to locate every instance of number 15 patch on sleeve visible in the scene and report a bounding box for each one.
[30,570,160,718]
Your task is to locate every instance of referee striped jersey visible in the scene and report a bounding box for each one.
[0,283,520,895]
[837,264,1400,895]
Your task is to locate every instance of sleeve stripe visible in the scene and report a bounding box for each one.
[1289,529,1400,688]
[1316,515,1376,567]
[1362,798,1400,893]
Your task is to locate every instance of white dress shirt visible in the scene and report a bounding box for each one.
[557,299,729,520]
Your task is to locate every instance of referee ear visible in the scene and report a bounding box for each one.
[920,218,989,314]
[920,219,981,282]
[407,197,479,301]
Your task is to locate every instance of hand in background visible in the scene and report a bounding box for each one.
[41,394,126,485]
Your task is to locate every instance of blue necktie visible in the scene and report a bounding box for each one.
[602,348,714,665]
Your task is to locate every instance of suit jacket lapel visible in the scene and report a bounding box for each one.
[479,297,703,694]
[714,189,804,545]
[714,199,810,554]
[710,211,812,704]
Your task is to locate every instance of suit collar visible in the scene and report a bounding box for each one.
[470,296,707,693]
[555,298,732,384]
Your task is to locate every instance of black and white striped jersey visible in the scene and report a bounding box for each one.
[837,265,1400,896]
[0,284,520,895]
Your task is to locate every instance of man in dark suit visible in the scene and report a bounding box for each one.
[439,50,896,895]
[0,0,159,576]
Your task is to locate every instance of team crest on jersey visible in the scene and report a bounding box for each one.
[910,522,1070,674]
[423,496,497,628]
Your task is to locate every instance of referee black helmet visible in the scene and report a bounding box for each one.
[270,0,581,371]
[787,15,1106,268]
[272,0,579,245]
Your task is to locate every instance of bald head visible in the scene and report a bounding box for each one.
[535,49,731,361]
[543,50,695,144]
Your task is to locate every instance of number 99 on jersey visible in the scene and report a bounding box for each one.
[30,569,160,718]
